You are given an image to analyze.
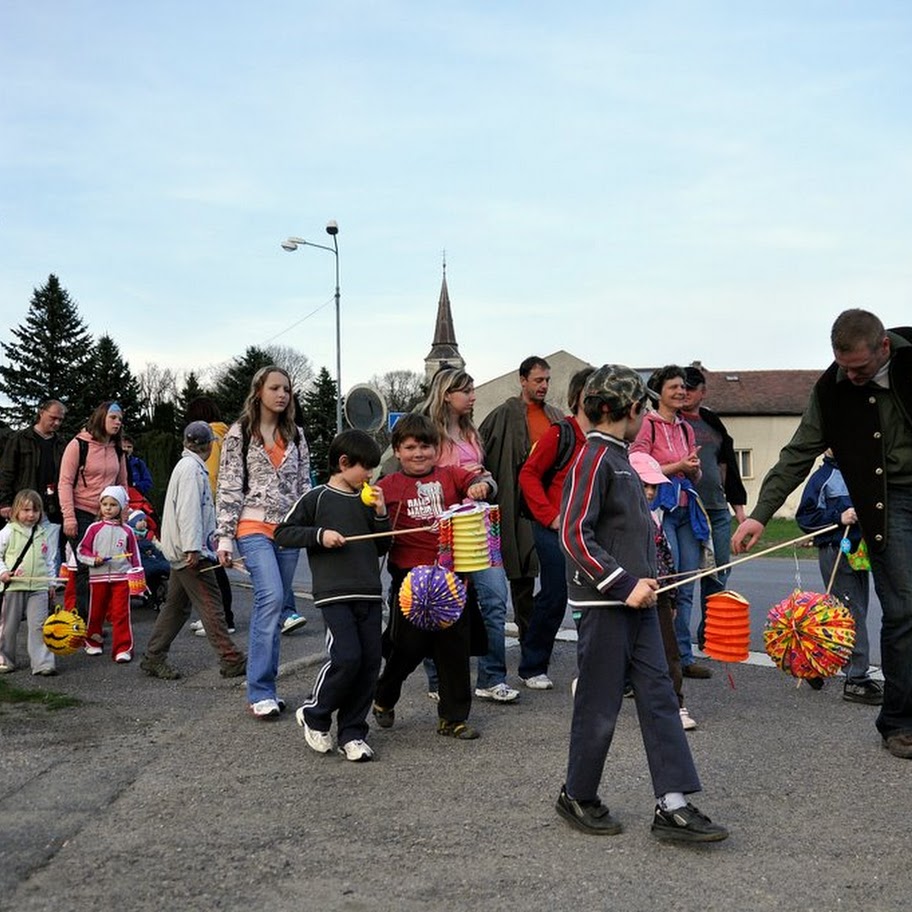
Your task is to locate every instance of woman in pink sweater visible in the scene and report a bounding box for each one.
[58,401,128,619]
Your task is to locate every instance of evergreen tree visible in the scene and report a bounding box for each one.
[74,334,143,431]
[211,346,273,423]
[301,367,338,484]
[0,274,93,431]
[175,371,207,428]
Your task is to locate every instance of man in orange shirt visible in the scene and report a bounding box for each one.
[479,357,563,642]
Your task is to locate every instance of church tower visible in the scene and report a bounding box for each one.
[423,255,465,381]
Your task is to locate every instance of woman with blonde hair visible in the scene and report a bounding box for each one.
[419,367,519,703]
[216,366,311,718]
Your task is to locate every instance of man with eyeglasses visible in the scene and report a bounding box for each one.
[0,400,68,571]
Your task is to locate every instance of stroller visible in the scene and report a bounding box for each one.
[126,510,170,610]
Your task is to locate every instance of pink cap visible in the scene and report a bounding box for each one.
[629,452,670,486]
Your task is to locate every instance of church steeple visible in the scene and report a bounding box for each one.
[424,253,465,380]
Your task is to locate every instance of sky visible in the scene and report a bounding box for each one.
[2,1,911,397]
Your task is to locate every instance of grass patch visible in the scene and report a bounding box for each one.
[0,677,81,710]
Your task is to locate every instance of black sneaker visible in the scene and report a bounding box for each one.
[843,679,883,705]
[651,803,728,843]
[372,703,395,729]
[555,786,623,835]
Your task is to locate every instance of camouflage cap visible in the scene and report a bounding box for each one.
[583,364,655,412]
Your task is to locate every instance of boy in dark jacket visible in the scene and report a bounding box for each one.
[275,430,390,762]
[556,364,727,843]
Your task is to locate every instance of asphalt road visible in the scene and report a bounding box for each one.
[0,556,903,912]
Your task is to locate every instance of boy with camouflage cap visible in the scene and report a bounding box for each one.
[556,364,728,843]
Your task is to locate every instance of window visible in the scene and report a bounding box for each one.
[735,448,753,479]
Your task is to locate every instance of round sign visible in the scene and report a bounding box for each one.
[344,384,388,433]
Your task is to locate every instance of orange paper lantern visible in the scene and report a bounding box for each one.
[703,590,751,662]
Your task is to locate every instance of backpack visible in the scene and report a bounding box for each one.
[518,418,577,520]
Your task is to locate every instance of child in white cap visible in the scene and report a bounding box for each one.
[77,484,142,662]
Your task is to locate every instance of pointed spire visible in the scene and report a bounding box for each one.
[424,253,464,379]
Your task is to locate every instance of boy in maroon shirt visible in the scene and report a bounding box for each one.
[373,414,494,740]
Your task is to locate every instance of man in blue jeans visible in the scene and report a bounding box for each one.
[680,366,747,651]
[733,309,912,760]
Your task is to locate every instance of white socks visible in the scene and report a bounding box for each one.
[658,792,687,811]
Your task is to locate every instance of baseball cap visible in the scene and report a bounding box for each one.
[629,452,670,486]
[583,364,656,411]
[684,366,706,389]
[184,421,214,444]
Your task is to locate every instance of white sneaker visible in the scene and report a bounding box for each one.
[522,674,554,690]
[296,707,333,753]
[338,739,374,762]
[679,707,698,731]
[475,682,520,703]
[571,677,578,697]
[189,620,204,633]
[427,691,440,702]
[114,651,132,663]
[281,613,307,635]
[249,698,281,719]
[84,645,103,656]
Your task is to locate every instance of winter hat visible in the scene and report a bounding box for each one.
[127,509,147,529]
[100,485,129,511]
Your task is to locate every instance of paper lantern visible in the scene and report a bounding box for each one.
[437,503,502,573]
[764,590,855,680]
[399,564,466,631]
[127,566,147,596]
[43,609,87,656]
[703,590,751,662]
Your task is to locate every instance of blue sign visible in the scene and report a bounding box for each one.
[388,411,406,432]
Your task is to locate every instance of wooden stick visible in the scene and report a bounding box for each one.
[825,526,851,595]
[200,558,247,574]
[344,525,436,543]
[655,524,839,594]
[7,576,66,583]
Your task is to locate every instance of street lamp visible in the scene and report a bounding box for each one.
[281,220,342,433]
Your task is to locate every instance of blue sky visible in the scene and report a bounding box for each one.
[2,1,911,396]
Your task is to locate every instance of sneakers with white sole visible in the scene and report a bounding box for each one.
[249,698,281,719]
[296,707,333,753]
[114,651,132,663]
[281,613,307,635]
[522,674,554,690]
[475,682,520,703]
[679,707,697,731]
[84,645,103,656]
[189,619,204,633]
[338,739,374,762]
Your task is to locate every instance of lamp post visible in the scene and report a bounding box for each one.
[281,220,342,433]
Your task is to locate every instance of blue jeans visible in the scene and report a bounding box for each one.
[662,507,701,667]
[519,523,567,679]
[818,545,871,682]
[426,565,509,691]
[868,486,912,738]
[237,534,299,704]
[696,507,732,648]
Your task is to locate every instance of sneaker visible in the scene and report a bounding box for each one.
[571,677,578,697]
[623,683,635,698]
[338,739,375,762]
[682,663,713,679]
[521,674,553,690]
[296,708,333,753]
[0,664,14,674]
[281,613,307,635]
[651,803,729,843]
[555,786,623,835]
[189,619,204,633]
[140,656,182,680]
[84,645,103,656]
[427,691,440,703]
[843,679,884,705]
[475,682,520,703]
[114,651,132,663]
[249,698,281,719]
[32,668,58,676]
[436,719,479,740]
[219,658,247,678]
[372,703,395,729]
[679,707,697,731]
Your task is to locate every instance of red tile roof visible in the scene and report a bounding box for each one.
[698,369,822,416]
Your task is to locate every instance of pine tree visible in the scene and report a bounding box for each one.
[73,334,143,431]
[0,274,93,431]
[175,371,208,428]
[301,367,338,484]
[211,346,274,424]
